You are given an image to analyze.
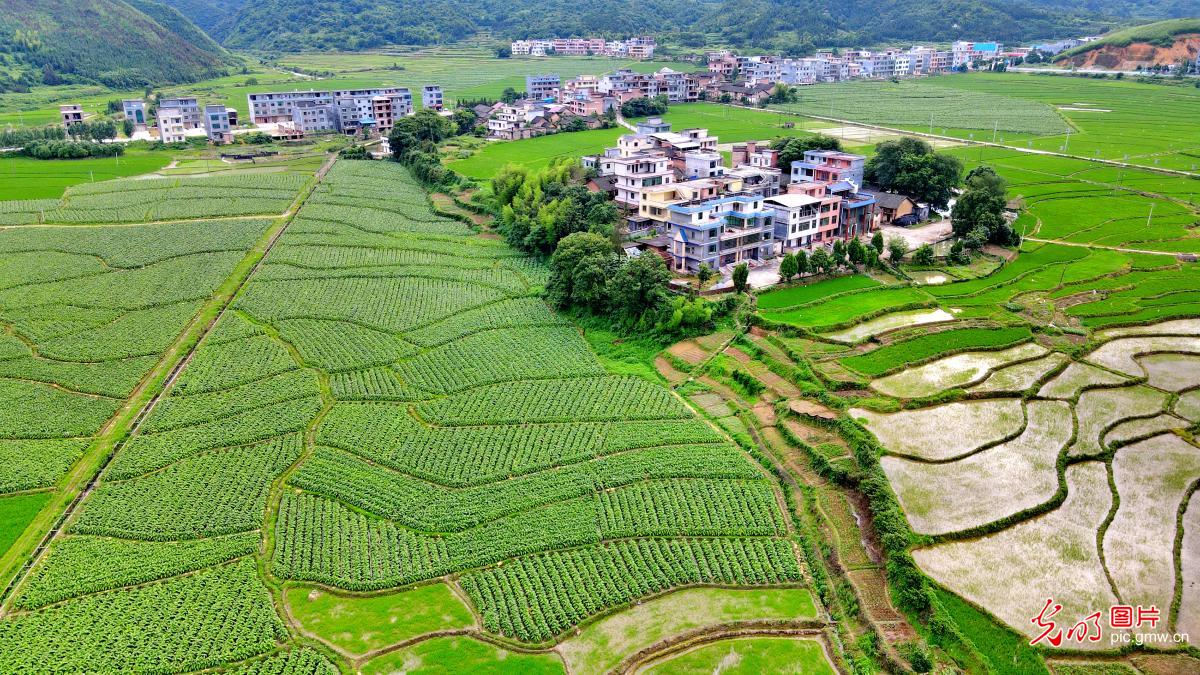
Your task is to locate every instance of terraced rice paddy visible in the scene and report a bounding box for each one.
[858,320,1199,646]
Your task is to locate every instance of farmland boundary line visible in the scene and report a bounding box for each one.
[722,103,1200,179]
[0,154,337,614]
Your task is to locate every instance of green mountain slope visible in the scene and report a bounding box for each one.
[0,0,233,88]
[162,0,1190,53]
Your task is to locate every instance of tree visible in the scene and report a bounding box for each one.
[610,253,670,322]
[547,232,615,311]
[41,63,61,86]
[848,237,865,266]
[501,87,522,103]
[779,253,798,282]
[913,244,935,266]
[451,108,476,135]
[810,248,832,275]
[887,238,908,265]
[388,109,455,159]
[871,230,885,254]
[832,240,848,269]
[865,137,962,209]
[496,46,512,58]
[965,227,988,251]
[794,250,809,277]
[864,247,880,270]
[719,93,733,104]
[767,83,798,104]
[696,262,713,289]
[949,239,969,264]
[952,166,1015,245]
[772,134,842,167]
[732,262,750,293]
[122,119,134,138]
[620,96,668,118]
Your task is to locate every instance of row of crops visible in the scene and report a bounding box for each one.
[0,174,307,225]
[0,159,800,669]
[0,218,278,497]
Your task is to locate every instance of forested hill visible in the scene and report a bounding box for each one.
[164,0,1189,53]
[0,0,232,89]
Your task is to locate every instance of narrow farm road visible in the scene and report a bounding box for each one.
[0,154,338,613]
[1023,236,1191,257]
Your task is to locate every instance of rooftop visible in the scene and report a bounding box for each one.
[765,193,821,208]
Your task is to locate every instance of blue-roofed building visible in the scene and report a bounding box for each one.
[664,192,775,273]
[828,181,876,239]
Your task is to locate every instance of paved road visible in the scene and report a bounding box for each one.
[1009,66,1197,77]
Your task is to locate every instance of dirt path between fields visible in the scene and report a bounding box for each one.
[0,154,337,613]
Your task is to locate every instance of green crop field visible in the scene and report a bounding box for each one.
[0,152,173,201]
[840,327,1033,377]
[0,159,804,672]
[643,637,836,674]
[451,102,838,179]
[910,73,1200,173]
[0,173,307,224]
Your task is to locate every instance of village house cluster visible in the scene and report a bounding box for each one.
[510,36,656,59]
[63,85,446,144]
[581,118,924,275]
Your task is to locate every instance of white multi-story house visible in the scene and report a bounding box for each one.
[248,88,411,130]
[290,100,337,134]
[159,97,201,128]
[422,85,443,110]
[157,106,187,143]
[203,104,233,143]
[765,193,822,250]
[526,74,561,101]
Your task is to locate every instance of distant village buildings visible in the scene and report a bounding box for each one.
[511,36,656,59]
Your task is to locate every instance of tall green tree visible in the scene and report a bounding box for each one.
[610,253,671,322]
[887,238,908,266]
[810,247,832,275]
[547,232,615,311]
[865,137,962,209]
[779,253,798,282]
[794,249,809,277]
[772,134,842,167]
[952,166,1017,245]
[871,230,885,254]
[732,262,750,293]
[832,240,847,269]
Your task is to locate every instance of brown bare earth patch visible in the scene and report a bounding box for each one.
[726,347,753,363]
[695,330,735,351]
[655,356,689,385]
[788,400,838,420]
[752,402,776,427]
[1131,653,1200,675]
[1060,35,1200,70]
[668,340,710,365]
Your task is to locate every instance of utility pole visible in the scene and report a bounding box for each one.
[929,112,934,135]
[1064,126,1071,151]
[992,120,997,143]
[1147,203,1155,229]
